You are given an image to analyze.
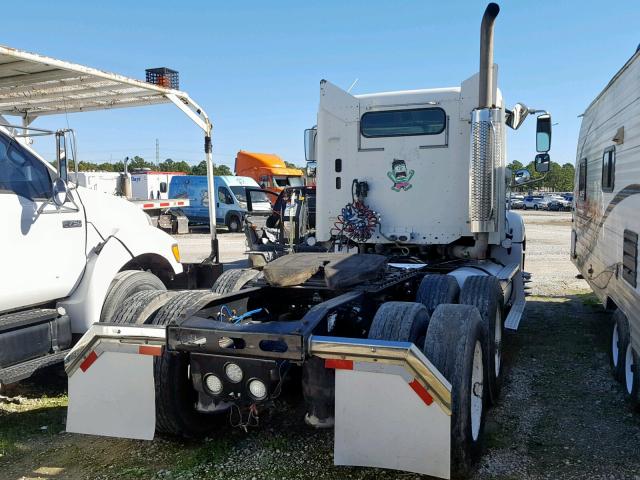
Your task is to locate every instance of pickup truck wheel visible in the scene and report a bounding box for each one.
[533,204,539,210]
[110,290,180,325]
[416,274,459,315]
[100,270,166,323]
[227,215,242,233]
[152,290,222,437]
[368,301,429,345]
[423,304,486,478]
[610,310,630,382]
[459,275,504,405]
[212,268,260,295]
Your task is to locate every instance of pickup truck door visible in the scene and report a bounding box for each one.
[0,134,86,312]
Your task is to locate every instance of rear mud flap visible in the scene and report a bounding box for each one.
[65,324,165,440]
[312,337,452,479]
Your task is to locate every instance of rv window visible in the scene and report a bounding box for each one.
[601,146,615,192]
[360,108,446,138]
[578,159,587,200]
[160,181,168,193]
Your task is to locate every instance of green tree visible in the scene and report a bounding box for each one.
[284,160,304,170]
[128,155,156,172]
[190,160,232,176]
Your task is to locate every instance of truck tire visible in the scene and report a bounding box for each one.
[623,343,640,409]
[368,302,429,345]
[423,304,486,478]
[610,310,630,383]
[227,214,242,233]
[100,270,166,323]
[152,290,221,437]
[212,268,260,295]
[110,290,181,325]
[459,275,504,405]
[416,274,459,315]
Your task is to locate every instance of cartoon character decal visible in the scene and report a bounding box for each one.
[387,159,414,191]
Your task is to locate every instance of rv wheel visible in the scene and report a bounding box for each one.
[459,275,504,405]
[423,304,486,478]
[624,344,640,409]
[227,215,242,233]
[610,310,630,383]
[152,290,223,437]
[416,274,460,316]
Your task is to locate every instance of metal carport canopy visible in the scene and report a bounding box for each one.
[0,44,210,132]
[0,44,218,261]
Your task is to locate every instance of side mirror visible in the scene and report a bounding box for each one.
[513,169,531,185]
[304,127,317,162]
[536,114,552,153]
[535,153,551,173]
[56,131,68,182]
[505,103,529,130]
[52,178,69,206]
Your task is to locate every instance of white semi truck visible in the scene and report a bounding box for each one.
[65,4,551,478]
[0,45,222,386]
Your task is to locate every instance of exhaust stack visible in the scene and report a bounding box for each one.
[463,3,501,260]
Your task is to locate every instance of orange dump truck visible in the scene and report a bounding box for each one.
[235,150,304,192]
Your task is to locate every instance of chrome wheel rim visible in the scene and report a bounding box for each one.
[471,340,484,441]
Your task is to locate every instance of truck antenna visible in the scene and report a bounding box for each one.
[347,78,359,93]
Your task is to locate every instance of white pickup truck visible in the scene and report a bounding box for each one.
[0,45,221,386]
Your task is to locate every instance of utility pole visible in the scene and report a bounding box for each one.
[155,138,159,169]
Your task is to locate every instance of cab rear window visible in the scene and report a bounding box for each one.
[360,108,446,138]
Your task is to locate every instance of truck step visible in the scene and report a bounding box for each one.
[505,297,526,330]
[0,349,70,385]
[522,271,532,280]
[0,308,59,333]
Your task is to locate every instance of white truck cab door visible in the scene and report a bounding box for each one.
[0,133,86,312]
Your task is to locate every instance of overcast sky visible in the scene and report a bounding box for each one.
[2,0,639,170]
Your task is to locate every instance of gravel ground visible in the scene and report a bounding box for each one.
[1,210,639,480]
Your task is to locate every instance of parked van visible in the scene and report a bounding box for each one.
[235,150,304,193]
[169,175,271,231]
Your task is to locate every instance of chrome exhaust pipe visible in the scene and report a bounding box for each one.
[459,3,501,261]
[479,3,500,108]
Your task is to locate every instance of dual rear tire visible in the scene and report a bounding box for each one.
[416,274,504,404]
[368,300,487,477]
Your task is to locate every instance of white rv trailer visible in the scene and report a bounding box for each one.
[572,47,640,407]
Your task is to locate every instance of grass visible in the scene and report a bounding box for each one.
[0,393,68,459]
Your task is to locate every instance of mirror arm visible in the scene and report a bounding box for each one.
[509,172,548,189]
